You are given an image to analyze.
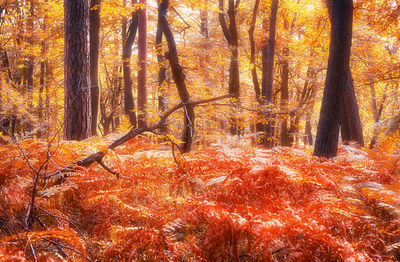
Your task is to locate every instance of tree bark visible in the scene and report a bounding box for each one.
[26,0,34,106]
[122,0,138,127]
[340,69,364,146]
[262,0,279,148]
[280,18,290,146]
[38,40,46,138]
[200,7,209,38]
[218,0,240,135]
[64,0,91,140]
[314,0,353,157]
[89,0,101,135]
[159,0,194,152]
[156,13,167,134]
[249,0,260,103]
[137,0,147,128]
[304,114,313,145]
[369,81,386,148]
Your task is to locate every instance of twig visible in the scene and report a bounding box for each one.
[29,243,37,262]
[43,238,69,258]
[98,160,119,178]
[151,131,186,172]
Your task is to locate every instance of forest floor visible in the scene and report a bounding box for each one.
[1,133,400,261]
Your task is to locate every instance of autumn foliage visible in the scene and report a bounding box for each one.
[0,133,399,261]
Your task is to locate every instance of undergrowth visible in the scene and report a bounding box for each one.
[0,133,400,261]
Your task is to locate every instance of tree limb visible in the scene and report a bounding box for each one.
[44,94,232,179]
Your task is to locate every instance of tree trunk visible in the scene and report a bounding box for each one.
[89,0,101,135]
[156,13,167,134]
[200,7,209,38]
[249,0,260,103]
[304,114,313,145]
[262,0,279,148]
[280,17,290,146]
[137,0,147,128]
[26,0,34,107]
[218,0,240,135]
[369,81,386,148]
[122,0,138,127]
[64,0,91,140]
[314,0,353,158]
[38,41,46,138]
[159,0,194,152]
[340,69,364,146]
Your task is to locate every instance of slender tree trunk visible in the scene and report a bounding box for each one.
[156,14,167,134]
[38,42,46,138]
[262,0,279,148]
[304,114,313,145]
[369,81,386,148]
[26,0,34,106]
[159,0,194,152]
[122,0,138,127]
[64,0,91,140]
[280,17,291,146]
[89,0,101,135]
[218,0,240,135]
[200,7,209,38]
[340,69,364,146]
[45,63,51,128]
[249,0,260,103]
[314,0,353,157]
[280,55,290,146]
[137,0,147,128]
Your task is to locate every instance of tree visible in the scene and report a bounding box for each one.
[262,0,279,148]
[340,70,364,146]
[122,0,138,127]
[89,0,101,135]
[159,0,195,152]
[137,0,147,128]
[248,0,260,103]
[64,0,91,140]
[314,0,353,157]
[218,0,240,135]
[156,8,167,134]
[280,17,290,147]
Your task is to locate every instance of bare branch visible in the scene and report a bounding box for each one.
[44,94,232,179]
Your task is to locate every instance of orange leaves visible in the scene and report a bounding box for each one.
[1,136,400,260]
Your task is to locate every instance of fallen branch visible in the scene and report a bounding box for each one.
[44,94,231,179]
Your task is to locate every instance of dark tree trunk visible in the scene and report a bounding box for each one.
[122,0,138,127]
[159,0,194,152]
[340,69,364,146]
[249,0,263,139]
[89,0,101,135]
[280,18,290,146]
[369,81,386,148]
[45,63,51,127]
[156,14,167,134]
[200,8,209,38]
[26,0,34,105]
[314,0,353,158]
[304,114,313,145]
[64,0,91,140]
[262,0,279,148]
[137,0,147,128]
[218,0,240,135]
[249,0,260,103]
[280,55,290,146]
[38,41,46,138]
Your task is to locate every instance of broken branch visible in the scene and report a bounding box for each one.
[45,94,231,179]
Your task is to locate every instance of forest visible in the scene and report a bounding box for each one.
[0,0,400,260]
